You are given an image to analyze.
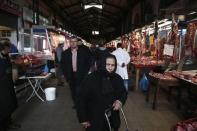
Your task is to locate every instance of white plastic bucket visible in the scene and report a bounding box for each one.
[44,87,56,101]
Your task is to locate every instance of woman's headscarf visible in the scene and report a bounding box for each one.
[98,54,118,106]
[99,54,117,75]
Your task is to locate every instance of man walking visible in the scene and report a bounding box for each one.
[112,43,130,91]
[55,43,64,86]
[61,37,91,108]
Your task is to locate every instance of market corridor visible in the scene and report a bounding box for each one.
[13,77,180,131]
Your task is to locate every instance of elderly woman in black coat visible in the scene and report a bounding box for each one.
[0,40,19,131]
[77,54,127,131]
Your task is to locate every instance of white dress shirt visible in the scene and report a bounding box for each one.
[112,48,130,79]
[71,48,77,72]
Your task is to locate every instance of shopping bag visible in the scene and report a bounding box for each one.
[139,74,149,91]
[43,64,49,73]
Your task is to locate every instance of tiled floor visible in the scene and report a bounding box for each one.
[12,77,181,131]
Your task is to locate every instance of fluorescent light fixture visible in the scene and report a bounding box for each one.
[19,32,30,35]
[158,19,168,24]
[84,3,103,10]
[33,34,46,38]
[92,31,99,35]
[57,28,62,31]
[165,27,171,30]
[95,31,99,35]
[188,11,197,15]
[43,39,46,49]
[158,21,172,28]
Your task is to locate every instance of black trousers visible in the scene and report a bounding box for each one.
[68,72,77,104]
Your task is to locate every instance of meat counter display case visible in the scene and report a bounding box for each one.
[14,26,54,91]
[146,19,197,110]
[11,52,47,92]
[169,20,197,131]
[146,56,197,110]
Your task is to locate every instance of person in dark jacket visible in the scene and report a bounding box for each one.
[95,43,110,70]
[0,40,20,131]
[55,43,64,86]
[77,54,127,131]
[61,37,91,108]
[77,38,90,53]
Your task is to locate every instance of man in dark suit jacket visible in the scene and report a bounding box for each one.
[61,37,91,108]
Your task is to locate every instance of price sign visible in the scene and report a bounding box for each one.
[163,44,174,56]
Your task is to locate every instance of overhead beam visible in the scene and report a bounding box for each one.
[71,8,119,21]
[63,2,81,10]
[97,14,118,23]
[77,17,110,27]
[94,13,119,25]
[42,0,81,34]
[87,10,118,21]
[103,2,123,11]
[74,15,89,23]
[102,9,118,16]
[72,11,89,19]
[76,14,118,28]
[78,25,100,30]
[102,12,120,21]
[69,10,83,16]
[59,0,74,17]
[77,17,111,26]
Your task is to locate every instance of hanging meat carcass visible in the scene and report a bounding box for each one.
[184,23,196,57]
[167,22,179,46]
[166,16,179,62]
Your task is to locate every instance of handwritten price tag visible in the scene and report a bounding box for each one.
[163,44,174,56]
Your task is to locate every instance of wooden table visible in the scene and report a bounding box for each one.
[172,72,197,109]
[131,63,157,90]
[147,72,179,110]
